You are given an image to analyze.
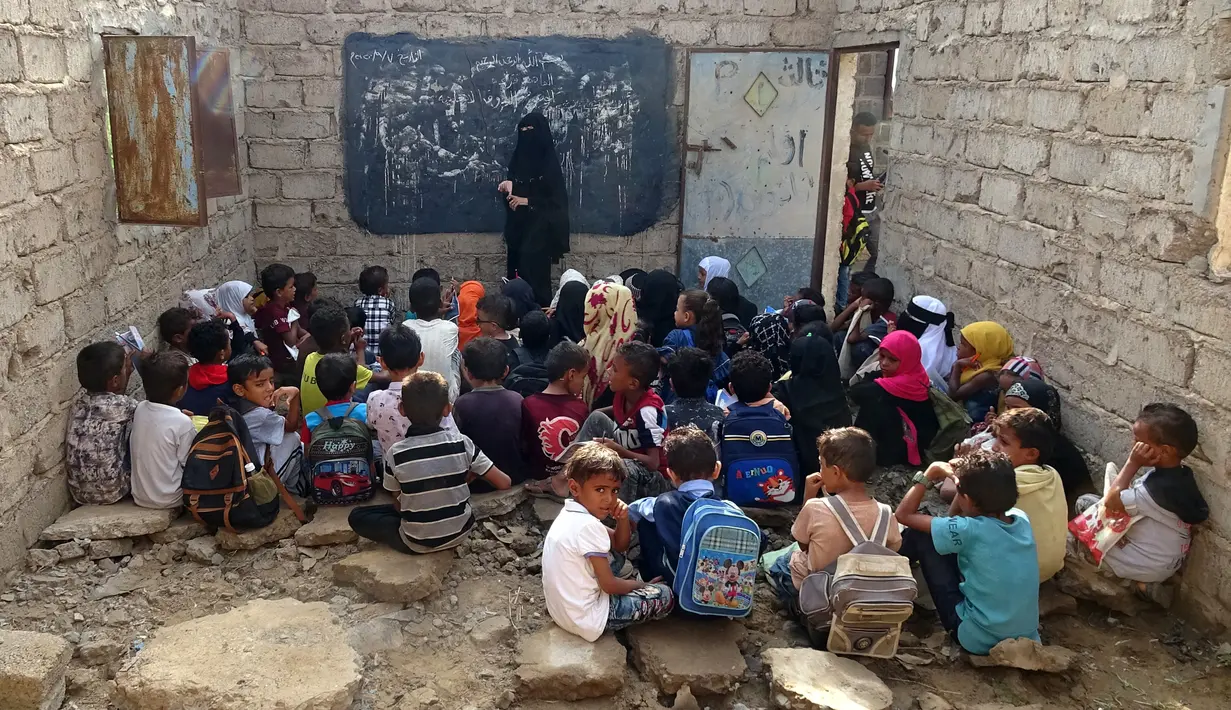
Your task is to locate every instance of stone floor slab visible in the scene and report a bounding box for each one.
[628,618,747,694]
[215,508,302,551]
[472,487,527,520]
[40,502,175,541]
[333,548,454,603]
[763,647,892,710]
[113,599,360,710]
[515,625,626,700]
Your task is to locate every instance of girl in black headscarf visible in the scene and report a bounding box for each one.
[499,112,570,306]
[549,280,587,346]
[772,323,852,474]
[705,276,758,329]
[502,278,540,323]
[636,269,682,348]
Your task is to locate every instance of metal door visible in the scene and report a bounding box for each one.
[680,51,831,308]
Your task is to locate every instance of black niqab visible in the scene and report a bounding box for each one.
[638,269,682,348]
[550,280,588,346]
[505,112,570,262]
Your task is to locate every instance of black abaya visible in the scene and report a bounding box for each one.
[850,379,939,467]
[504,112,570,306]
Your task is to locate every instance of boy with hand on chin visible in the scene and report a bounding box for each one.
[542,443,674,641]
[228,353,304,492]
[575,341,671,502]
[896,450,1040,655]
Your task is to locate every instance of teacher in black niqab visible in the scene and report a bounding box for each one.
[498,112,570,307]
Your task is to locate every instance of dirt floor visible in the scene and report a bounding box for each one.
[4,496,1230,710]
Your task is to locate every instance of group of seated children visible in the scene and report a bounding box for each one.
[64,259,1209,654]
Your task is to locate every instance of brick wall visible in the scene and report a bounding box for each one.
[836,1,1231,626]
[239,0,835,303]
[0,0,253,570]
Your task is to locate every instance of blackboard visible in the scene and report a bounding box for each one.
[343,33,673,236]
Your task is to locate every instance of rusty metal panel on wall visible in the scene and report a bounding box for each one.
[103,35,206,226]
[196,48,242,198]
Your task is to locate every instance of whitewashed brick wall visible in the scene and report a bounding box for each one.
[838,0,1231,627]
[0,0,253,570]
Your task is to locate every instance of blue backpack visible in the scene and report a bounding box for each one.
[719,402,800,507]
[674,498,762,617]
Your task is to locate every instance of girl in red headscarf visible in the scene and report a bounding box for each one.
[850,331,940,467]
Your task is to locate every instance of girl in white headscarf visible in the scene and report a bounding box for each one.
[214,281,267,357]
[549,268,589,310]
[697,256,731,289]
[895,295,958,393]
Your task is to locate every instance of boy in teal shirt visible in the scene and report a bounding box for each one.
[895,450,1040,655]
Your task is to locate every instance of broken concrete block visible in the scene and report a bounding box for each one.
[294,505,359,547]
[346,618,404,655]
[1038,583,1078,618]
[472,487,527,520]
[1054,562,1146,616]
[215,509,302,551]
[87,538,134,560]
[0,629,73,710]
[27,548,59,571]
[147,517,208,544]
[184,537,219,565]
[75,638,124,667]
[333,549,453,603]
[515,625,626,700]
[469,615,514,645]
[968,638,1076,673]
[762,647,892,710]
[628,619,747,694]
[40,502,175,541]
[533,498,563,524]
[53,540,85,561]
[113,599,360,710]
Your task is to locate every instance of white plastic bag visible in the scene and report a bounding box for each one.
[1067,463,1139,565]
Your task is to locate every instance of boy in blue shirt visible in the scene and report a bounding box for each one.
[628,425,721,584]
[895,450,1040,655]
[301,353,369,440]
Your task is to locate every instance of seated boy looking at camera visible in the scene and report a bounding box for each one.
[629,425,722,584]
[67,342,138,506]
[177,319,233,416]
[349,371,510,554]
[229,353,304,491]
[896,450,1040,655]
[455,337,528,486]
[575,341,671,502]
[768,427,901,614]
[990,408,1067,582]
[543,442,675,641]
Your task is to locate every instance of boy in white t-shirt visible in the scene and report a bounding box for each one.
[541,443,674,641]
[129,351,195,509]
[403,277,461,402]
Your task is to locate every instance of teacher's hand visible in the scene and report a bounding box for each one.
[497,180,513,195]
[507,195,528,210]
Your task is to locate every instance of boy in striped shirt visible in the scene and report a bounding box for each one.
[348,371,511,554]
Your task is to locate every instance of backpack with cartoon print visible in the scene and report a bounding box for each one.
[719,401,799,507]
[675,498,762,618]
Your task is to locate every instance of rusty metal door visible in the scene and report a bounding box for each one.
[680,51,831,308]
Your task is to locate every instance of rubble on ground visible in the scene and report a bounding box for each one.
[0,492,1222,710]
[968,637,1077,672]
[215,508,302,550]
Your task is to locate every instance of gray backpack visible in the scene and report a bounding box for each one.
[798,496,917,658]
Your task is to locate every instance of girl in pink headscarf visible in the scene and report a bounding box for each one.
[850,331,940,466]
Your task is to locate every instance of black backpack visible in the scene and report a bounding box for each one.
[181,405,305,531]
[505,348,550,396]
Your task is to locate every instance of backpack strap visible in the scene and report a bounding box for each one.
[821,495,868,547]
[870,503,893,547]
[343,402,360,421]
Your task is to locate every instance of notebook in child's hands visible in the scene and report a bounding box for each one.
[114,326,144,351]
[1068,462,1139,565]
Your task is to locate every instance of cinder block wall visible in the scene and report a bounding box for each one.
[0,0,253,570]
[837,2,1231,626]
[239,0,835,303]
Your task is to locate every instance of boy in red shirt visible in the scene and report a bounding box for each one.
[523,342,591,501]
